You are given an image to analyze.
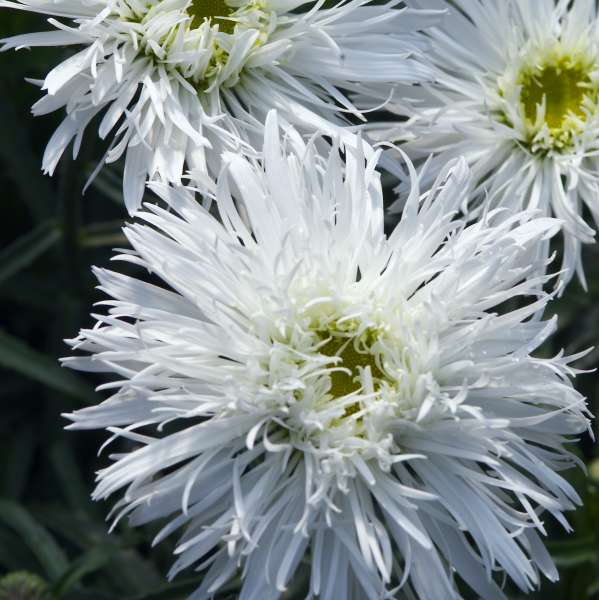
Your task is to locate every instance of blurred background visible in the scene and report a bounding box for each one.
[1,8,599,600]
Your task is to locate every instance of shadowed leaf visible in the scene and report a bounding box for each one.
[0,329,96,404]
[0,500,69,581]
[0,220,61,284]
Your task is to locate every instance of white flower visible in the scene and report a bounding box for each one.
[63,112,591,599]
[373,0,599,289]
[0,0,437,213]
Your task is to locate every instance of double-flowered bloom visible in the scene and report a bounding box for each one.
[1,1,594,597]
[64,114,590,599]
[378,0,599,288]
[0,0,437,211]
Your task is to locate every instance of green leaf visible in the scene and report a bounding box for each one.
[88,168,126,207]
[0,500,69,581]
[128,579,207,600]
[51,546,113,597]
[34,505,167,597]
[588,577,599,598]
[0,423,36,499]
[0,571,48,600]
[63,590,115,600]
[33,505,109,551]
[0,272,62,313]
[0,329,96,404]
[49,441,93,514]
[0,220,61,284]
[548,537,599,568]
[0,96,56,223]
[589,457,599,483]
[0,528,39,573]
[105,549,165,596]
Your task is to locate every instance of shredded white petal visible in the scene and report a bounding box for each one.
[0,0,438,211]
[63,113,590,599]
[374,0,599,290]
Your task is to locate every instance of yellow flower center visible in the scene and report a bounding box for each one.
[319,332,385,414]
[188,0,236,33]
[519,60,591,129]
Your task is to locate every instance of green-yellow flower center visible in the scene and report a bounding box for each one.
[188,0,236,33]
[519,60,592,130]
[319,332,385,413]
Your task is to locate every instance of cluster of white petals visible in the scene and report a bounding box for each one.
[0,0,437,212]
[375,0,599,288]
[1,0,596,597]
[64,114,590,599]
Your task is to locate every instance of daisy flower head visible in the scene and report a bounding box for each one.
[0,0,437,214]
[380,0,599,289]
[64,112,591,600]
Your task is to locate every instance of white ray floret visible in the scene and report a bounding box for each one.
[64,113,590,599]
[0,0,437,213]
[374,0,599,289]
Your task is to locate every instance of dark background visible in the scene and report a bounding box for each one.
[1,9,599,600]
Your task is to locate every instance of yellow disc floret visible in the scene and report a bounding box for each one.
[188,0,236,33]
[505,49,599,152]
[318,327,387,417]
[519,58,592,130]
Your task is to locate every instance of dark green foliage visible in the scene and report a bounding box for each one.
[0,571,49,600]
[0,9,598,600]
[0,11,203,599]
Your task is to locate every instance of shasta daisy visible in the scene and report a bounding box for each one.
[63,113,591,599]
[376,0,599,289]
[0,0,437,212]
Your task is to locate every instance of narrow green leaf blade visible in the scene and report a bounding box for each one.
[549,537,599,568]
[0,423,35,499]
[0,528,39,572]
[0,500,69,581]
[0,220,61,284]
[128,579,208,600]
[51,545,114,597]
[0,329,96,403]
[49,440,94,514]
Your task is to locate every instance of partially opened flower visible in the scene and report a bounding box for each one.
[0,0,436,213]
[64,113,590,599]
[375,0,599,289]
